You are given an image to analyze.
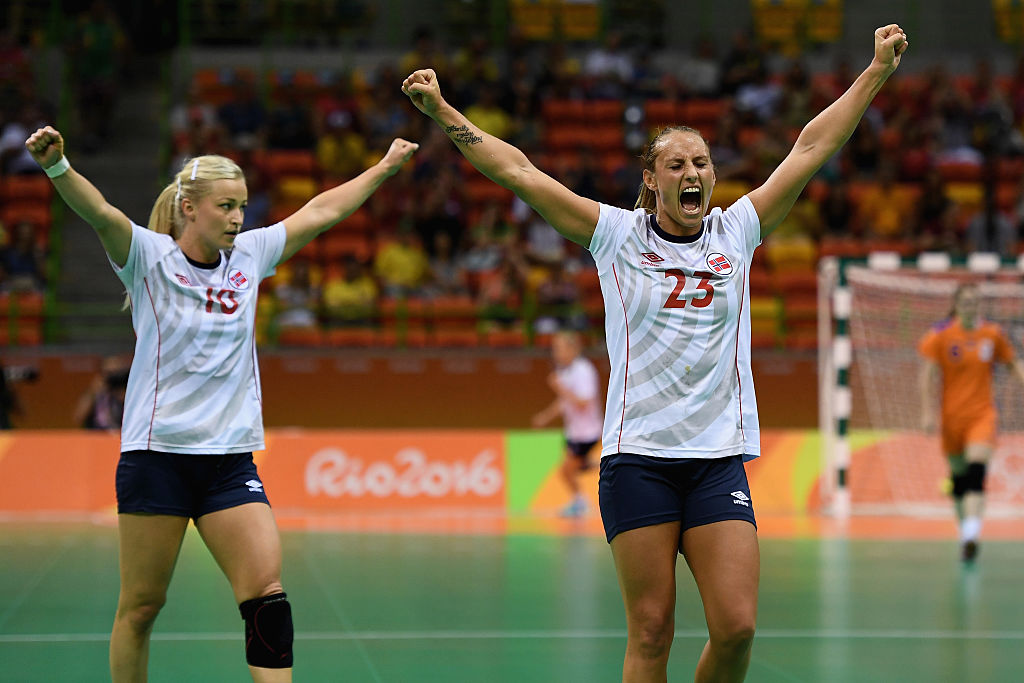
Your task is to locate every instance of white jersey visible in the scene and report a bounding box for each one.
[556,356,603,443]
[112,222,286,454]
[588,196,761,461]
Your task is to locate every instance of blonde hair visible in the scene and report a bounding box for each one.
[634,125,710,213]
[148,155,245,238]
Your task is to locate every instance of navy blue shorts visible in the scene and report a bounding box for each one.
[115,450,271,519]
[598,453,756,545]
[566,438,599,463]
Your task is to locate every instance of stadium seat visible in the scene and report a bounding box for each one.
[643,99,680,127]
[277,327,324,347]
[0,203,51,232]
[431,327,480,347]
[0,175,53,203]
[262,150,317,179]
[323,233,372,262]
[324,327,378,347]
[484,327,527,348]
[680,99,726,128]
[541,99,586,124]
[587,100,624,124]
[937,160,982,183]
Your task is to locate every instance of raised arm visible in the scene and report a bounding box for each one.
[402,69,599,247]
[748,24,908,237]
[278,138,418,264]
[25,126,133,266]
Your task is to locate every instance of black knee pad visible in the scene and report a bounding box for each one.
[951,473,970,498]
[965,463,987,492]
[239,592,293,668]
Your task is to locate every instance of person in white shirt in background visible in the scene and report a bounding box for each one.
[532,330,603,517]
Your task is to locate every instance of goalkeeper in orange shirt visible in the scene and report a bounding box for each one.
[919,283,1024,562]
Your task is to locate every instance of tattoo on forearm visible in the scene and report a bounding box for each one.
[444,124,482,146]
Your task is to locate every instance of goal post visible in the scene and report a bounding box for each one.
[819,252,1024,518]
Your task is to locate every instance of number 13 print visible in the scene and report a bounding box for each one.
[663,270,714,309]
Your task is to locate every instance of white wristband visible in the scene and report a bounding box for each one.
[43,156,70,178]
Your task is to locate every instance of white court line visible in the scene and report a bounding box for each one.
[3,628,1024,643]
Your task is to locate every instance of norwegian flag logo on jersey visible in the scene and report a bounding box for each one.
[175,273,192,286]
[228,269,250,290]
[706,253,733,275]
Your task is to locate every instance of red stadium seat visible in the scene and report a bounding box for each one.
[324,327,378,347]
[0,175,53,203]
[277,327,324,347]
[262,150,317,179]
[644,100,680,127]
[0,202,51,232]
[541,99,586,124]
[587,100,624,124]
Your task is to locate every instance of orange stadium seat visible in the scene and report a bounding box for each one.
[541,99,586,124]
[0,203,51,232]
[997,157,1024,181]
[262,150,317,179]
[587,100,624,124]
[463,178,514,205]
[545,124,591,150]
[484,327,527,348]
[277,327,323,347]
[324,327,378,347]
[680,99,725,128]
[0,175,53,203]
[323,233,372,262]
[937,160,982,183]
[643,100,680,127]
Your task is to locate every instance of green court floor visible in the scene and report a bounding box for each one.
[1,522,1022,682]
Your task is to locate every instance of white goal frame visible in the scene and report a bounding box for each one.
[818,251,1024,518]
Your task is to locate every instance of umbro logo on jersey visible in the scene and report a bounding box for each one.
[640,252,665,267]
[707,253,733,275]
[245,479,264,492]
[731,491,750,507]
[228,269,250,290]
[175,274,192,286]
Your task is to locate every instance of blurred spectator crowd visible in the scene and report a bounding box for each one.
[5,11,1024,350]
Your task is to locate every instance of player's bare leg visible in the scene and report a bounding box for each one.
[960,443,993,561]
[110,514,189,683]
[610,521,681,682]
[197,503,291,683]
[559,454,587,516]
[682,520,759,683]
[947,454,967,523]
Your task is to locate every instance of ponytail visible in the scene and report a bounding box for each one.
[634,183,656,212]
[633,125,710,213]
[148,183,181,238]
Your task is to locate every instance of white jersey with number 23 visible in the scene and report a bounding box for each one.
[588,196,761,461]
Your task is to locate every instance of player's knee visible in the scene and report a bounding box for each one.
[628,605,674,659]
[965,462,987,492]
[951,472,970,498]
[239,592,293,669]
[116,596,166,634]
[710,616,756,655]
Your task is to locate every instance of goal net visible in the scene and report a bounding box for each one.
[828,259,1024,517]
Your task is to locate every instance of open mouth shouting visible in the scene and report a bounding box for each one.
[680,186,701,215]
